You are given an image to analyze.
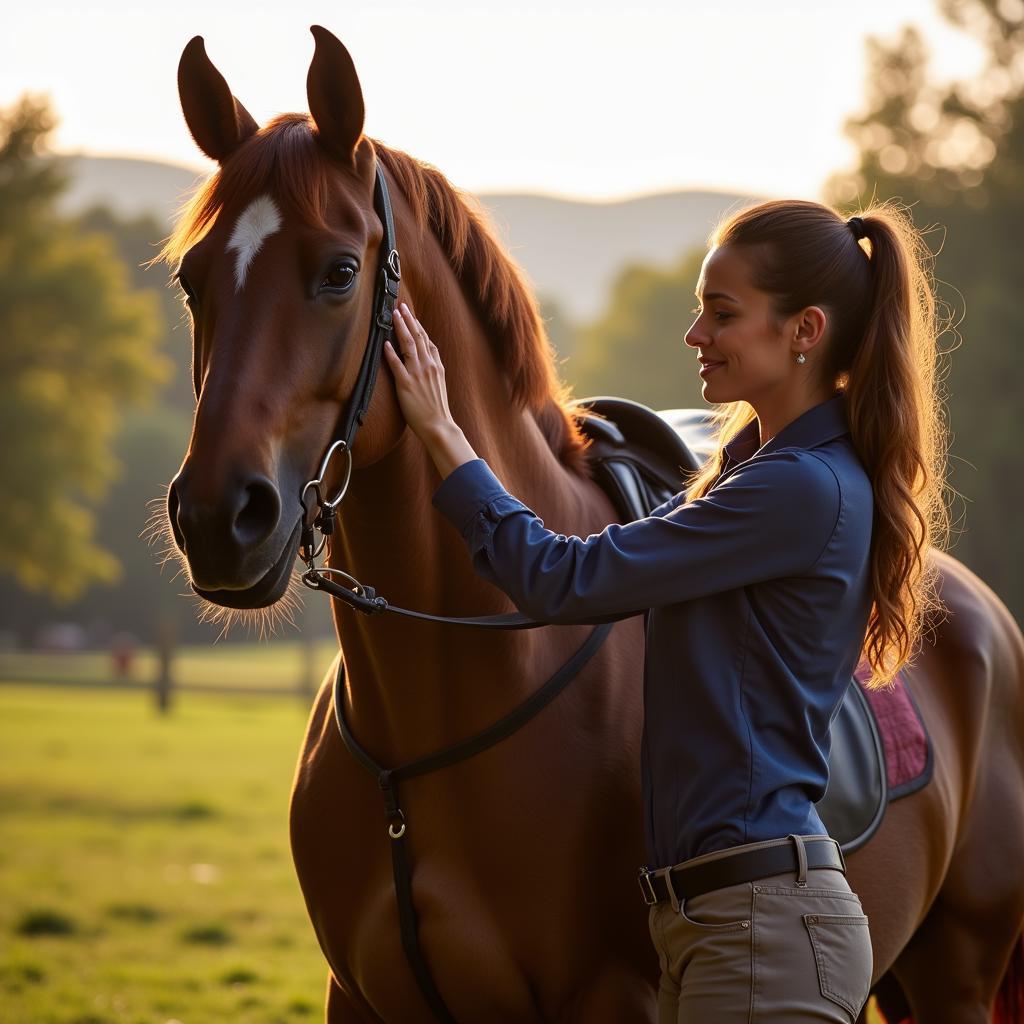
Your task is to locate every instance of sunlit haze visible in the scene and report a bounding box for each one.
[5,0,986,200]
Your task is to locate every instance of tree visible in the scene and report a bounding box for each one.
[568,249,708,412]
[825,1,1024,623]
[75,205,196,409]
[0,95,169,601]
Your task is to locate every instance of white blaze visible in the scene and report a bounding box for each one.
[226,194,282,291]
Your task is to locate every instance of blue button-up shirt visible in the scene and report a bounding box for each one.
[431,393,873,865]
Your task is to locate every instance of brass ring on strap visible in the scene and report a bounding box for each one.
[388,809,407,840]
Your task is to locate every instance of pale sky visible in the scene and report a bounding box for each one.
[3,0,985,201]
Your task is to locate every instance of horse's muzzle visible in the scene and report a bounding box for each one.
[167,467,298,603]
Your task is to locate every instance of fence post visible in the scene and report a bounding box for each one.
[154,616,177,714]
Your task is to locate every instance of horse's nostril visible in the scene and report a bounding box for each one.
[167,478,185,552]
[233,476,282,548]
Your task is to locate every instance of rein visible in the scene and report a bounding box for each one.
[298,160,618,1021]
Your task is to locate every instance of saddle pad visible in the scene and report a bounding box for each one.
[854,662,932,799]
[817,665,934,855]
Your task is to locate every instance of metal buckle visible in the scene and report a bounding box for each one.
[299,440,354,567]
[385,248,401,280]
[637,867,659,906]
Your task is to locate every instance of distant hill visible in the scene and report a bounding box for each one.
[57,154,760,321]
[58,155,208,230]
[479,191,757,321]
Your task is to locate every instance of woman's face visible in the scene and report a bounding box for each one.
[684,244,797,407]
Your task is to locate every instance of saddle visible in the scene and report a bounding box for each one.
[568,396,703,521]
[571,397,932,856]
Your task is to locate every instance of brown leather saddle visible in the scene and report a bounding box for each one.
[570,396,929,855]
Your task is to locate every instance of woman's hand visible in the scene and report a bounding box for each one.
[384,302,480,479]
[384,302,456,439]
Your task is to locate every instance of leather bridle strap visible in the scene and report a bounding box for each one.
[296,160,399,567]
[302,565,640,629]
[331,621,614,1023]
[337,163,401,450]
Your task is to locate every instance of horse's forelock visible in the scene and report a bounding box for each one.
[155,114,332,268]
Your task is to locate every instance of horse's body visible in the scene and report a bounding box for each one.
[163,27,1024,1023]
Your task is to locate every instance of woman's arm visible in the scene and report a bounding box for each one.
[645,488,689,520]
[430,451,840,624]
[383,302,840,625]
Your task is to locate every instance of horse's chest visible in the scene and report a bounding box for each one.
[288,750,549,1019]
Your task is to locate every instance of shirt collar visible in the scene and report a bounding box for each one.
[722,392,850,469]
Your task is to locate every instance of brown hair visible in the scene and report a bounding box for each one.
[685,199,950,689]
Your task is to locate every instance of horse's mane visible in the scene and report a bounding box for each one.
[155,113,592,476]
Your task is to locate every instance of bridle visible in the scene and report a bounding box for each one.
[297,162,611,631]
[294,159,619,1023]
[296,161,401,603]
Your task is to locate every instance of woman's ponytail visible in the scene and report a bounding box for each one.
[841,208,950,686]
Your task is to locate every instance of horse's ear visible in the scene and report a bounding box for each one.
[177,35,259,164]
[306,25,365,167]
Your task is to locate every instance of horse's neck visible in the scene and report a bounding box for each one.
[326,272,602,763]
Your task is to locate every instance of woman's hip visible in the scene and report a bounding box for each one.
[646,834,873,1022]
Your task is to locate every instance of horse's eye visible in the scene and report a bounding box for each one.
[322,263,356,291]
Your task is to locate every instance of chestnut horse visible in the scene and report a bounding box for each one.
[160,26,1024,1024]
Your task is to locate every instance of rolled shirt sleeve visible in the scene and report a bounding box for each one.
[431,454,841,625]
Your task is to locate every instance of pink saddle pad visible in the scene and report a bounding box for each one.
[854,661,930,798]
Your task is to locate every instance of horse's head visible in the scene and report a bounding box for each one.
[161,27,406,612]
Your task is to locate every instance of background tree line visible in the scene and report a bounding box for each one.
[1,0,1021,647]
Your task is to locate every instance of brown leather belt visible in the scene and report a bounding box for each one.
[637,836,846,906]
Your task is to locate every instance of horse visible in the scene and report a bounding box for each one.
[158,25,1024,1023]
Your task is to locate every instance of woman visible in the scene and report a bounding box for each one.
[382,198,948,1022]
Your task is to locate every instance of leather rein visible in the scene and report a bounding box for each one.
[297,161,616,1022]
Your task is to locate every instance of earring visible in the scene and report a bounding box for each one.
[795,352,806,364]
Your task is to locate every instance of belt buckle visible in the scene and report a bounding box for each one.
[637,866,658,906]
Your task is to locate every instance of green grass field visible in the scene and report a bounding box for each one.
[0,640,339,695]
[1,667,886,1023]
[0,684,327,1024]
